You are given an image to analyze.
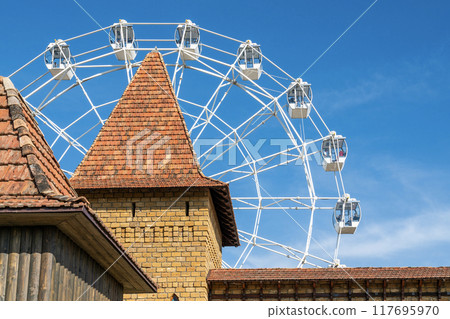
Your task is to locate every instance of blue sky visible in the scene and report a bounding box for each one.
[1,0,450,268]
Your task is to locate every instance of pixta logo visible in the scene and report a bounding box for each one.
[126,129,171,175]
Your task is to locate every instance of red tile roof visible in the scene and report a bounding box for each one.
[0,76,78,206]
[207,267,450,282]
[70,52,224,189]
[70,52,239,247]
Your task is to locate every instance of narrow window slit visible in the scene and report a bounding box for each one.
[185,201,190,217]
[132,202,136,218]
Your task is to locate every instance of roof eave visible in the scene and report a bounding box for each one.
[0,206,157,293]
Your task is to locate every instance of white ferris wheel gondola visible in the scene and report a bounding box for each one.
[175,19,201,61]
[333,195,361,234]
[109,19,137,61]
[321,131,347,172]
[287,79,312,119]
[237,40,262,81]
[44,40,75,81]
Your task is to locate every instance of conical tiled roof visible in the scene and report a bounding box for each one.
[70,52,239,247]
[0,76,80,208]
[71,52,224,189]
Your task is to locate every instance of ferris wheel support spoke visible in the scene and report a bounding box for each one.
[235,81,278,100]
[259,52,296,83]
[207,108,273,147]
[333,231,343,266]
[181,112,208,124]
[125,58,132,83]
[9,49,48,78]
[192,82,233,144]
[74,77,104,125]
[334,173,342,198]
[160,49,181,58]
[187,54,241,139]
[299,139,318,267]
[241,238,303,263]
[261,70,288,90]
[209,145,307,183]
[37,77,63,111]
[238,230,334,266]
[203,134,263,185]
[58,144,73,162]
[201,43,237,57]
[26,100,88,156]
[309,102,331,135]
[34,112,87,155]
[233,196,338,211]
[63,26,111,43]
[191,81,231,134]
[197,26,244,44]
[58,41,105,126]
[238,242,256,269]
[308,116,325,139]
[35,65,129,112]
[171,48,184,98]
[19,71,50,93]
[53,120,102,161]
[233,236,254,268]
[187,75,277,148]
[72,44,111,59]
[178,98,208,110]
[233,66,282,103]
[221,260,232,269]
[175,66,185,98]
[195,104,273,164]
[182,65,226,81]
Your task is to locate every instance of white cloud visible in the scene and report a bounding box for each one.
[317,59,440,112]
[338,209,450,260]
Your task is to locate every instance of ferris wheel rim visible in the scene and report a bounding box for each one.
[9,20,356,269]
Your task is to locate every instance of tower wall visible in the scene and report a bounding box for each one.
[78,188,222,301]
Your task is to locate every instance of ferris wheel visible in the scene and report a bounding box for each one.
[9,19,361,269]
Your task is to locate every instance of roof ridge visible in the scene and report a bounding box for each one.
[0,76,78,200]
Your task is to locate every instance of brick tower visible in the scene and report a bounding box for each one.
[70,52,239,301]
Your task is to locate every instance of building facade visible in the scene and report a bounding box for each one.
[70,52,239,301]
[0,76,156,301]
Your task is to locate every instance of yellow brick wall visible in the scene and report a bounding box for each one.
[78,188,223,301]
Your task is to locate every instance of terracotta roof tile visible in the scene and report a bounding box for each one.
[0,76,77,204]
[70,52,226,189]
[207,267,450,282]
[70,52,239,247]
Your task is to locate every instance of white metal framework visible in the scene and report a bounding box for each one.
[9,20,361,269]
